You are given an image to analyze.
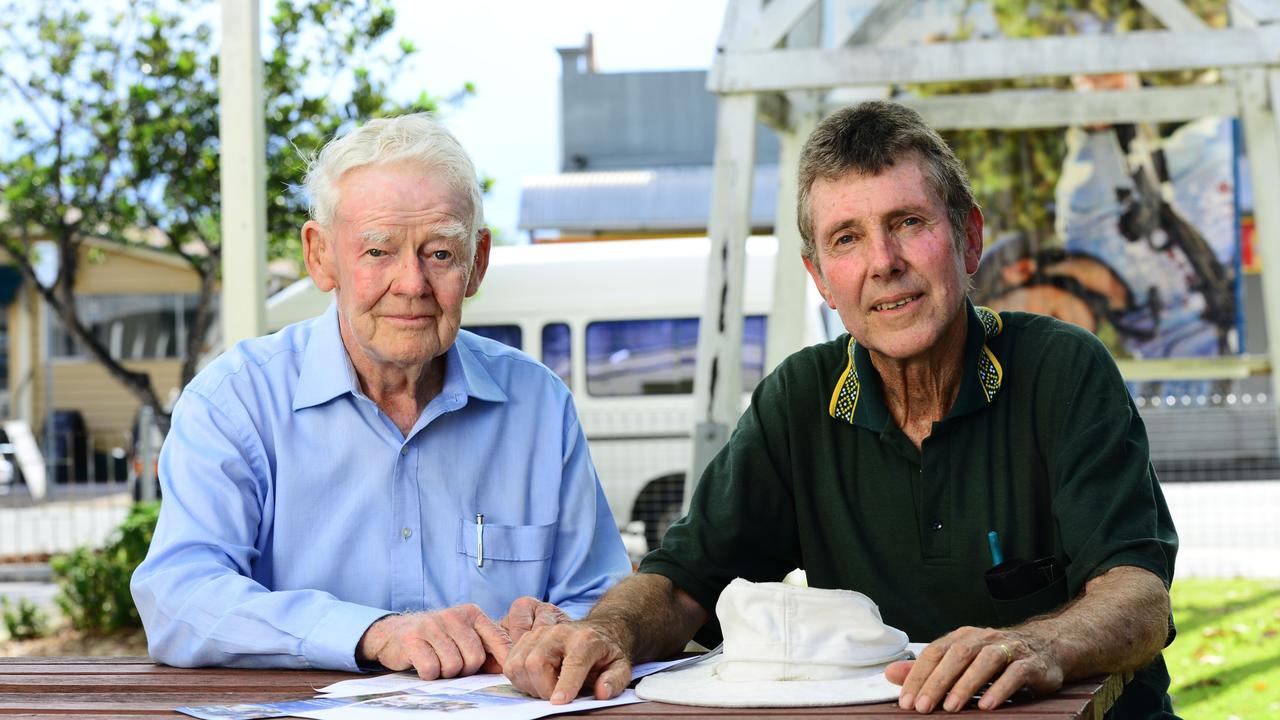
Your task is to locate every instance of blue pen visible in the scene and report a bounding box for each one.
[987,530,1004,566]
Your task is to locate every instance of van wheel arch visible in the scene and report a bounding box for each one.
[630,473,686,551]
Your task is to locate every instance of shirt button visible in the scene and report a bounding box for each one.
[400,446,408,456]
[401,527,412,540]
[930,520,944,532]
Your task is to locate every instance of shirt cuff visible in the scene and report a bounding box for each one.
[302,602,395,672]
[557,602,594,621]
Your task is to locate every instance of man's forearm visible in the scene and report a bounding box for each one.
[1014,565,1169,678]
[584,573,708,663]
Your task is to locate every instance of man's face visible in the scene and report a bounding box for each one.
[803,156,982,362]
[302,162,489,372]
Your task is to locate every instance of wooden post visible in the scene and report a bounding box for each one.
[687,92,759,511]
[219,0,267,345]
[1238,67,1280,449]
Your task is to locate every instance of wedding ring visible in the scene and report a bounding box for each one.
[998,643,1014,664]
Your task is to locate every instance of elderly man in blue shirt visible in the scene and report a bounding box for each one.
[131,114,631,677]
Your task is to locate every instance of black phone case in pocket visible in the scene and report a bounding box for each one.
[985,555,1069,626]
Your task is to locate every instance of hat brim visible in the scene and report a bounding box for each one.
[635,643,927,708]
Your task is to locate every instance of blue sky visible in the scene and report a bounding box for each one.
[390,1,731,243]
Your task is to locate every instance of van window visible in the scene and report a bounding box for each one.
[464,324,522,350]
[542,323,571,386]
[586,316,766,396]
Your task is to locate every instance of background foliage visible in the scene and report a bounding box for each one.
[0,0,463,432]
[1167,578,1280,719]
[0,596,49,641]
[49,502,159,634]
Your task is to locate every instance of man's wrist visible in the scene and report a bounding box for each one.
[356,613,400,664]
[580,615,636,660]
[1008,622,1071,676]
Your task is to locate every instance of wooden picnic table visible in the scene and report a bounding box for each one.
[0,656,1126,719]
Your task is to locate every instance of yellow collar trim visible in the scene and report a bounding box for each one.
[828,306,1004,424]
[828,336,860,422]
[974,306,1003,403]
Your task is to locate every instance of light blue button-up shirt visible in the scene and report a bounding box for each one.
[131,304,630,671]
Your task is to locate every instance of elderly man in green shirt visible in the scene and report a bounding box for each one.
[504,101,1178,718]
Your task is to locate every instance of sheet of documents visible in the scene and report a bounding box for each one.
[315,657,691,698]
[178,658,694,720]
[295,688,644,720]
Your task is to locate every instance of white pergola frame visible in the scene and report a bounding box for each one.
[688,0,1280,497]
[220,0,268,346]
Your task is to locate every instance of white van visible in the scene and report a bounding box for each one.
[266,236,838,549]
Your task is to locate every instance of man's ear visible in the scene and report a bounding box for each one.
[302,220,337,293]
[963,206,984,274]
[803,255,837,310]
[466,228,492,297]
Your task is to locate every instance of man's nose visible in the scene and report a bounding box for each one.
[391,253,431,296]
[867,230,904,279]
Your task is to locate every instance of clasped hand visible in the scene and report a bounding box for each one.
[356,597,571,680]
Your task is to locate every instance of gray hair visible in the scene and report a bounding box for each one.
[304,113,485,254]
[796,100,976,263]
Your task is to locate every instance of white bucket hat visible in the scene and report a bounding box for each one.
[636,578,920,707]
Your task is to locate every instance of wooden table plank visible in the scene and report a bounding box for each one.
[0,657,1118,718]
[0,672,357,693]
[0,691,335,711]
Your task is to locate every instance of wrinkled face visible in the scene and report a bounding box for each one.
[803,156,982,362]
[302,163,489,374]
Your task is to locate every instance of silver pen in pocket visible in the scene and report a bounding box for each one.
[475,513,485,568]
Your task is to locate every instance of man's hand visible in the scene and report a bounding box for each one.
[503,620,631,705]
[886,566,1169,714]
[357,604,512,680]
[500,597,572,645]
[886,627,1064,713]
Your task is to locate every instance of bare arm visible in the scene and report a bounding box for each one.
[889,565,1170,713]
[504,573,708,704]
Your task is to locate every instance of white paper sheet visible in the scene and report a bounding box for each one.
[293,688,645,720]
[315,657,690,698]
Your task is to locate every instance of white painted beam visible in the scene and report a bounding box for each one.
[709,26,1280,92]
[687,93,758,509]
[1232,0,1280,24]
[766,3,821,370]
[766,111,818,373]
[863,85,1243,131]
[1237,67,1280,452]
[838,0,914,47]
[745,0,820,50]
[1115,355,1271,382]
[1137,0,1209,31]
[716,0,766,55]
[219,0,267,344]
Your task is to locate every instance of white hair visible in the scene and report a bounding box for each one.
[304,113,485,253]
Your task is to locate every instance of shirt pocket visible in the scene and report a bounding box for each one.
[456,518,556,620]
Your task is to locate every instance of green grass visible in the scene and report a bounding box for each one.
[1167,578,1280,720]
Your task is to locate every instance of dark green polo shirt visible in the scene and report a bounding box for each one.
[640,302,1178,718]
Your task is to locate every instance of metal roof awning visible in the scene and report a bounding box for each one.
[518,165,779,233]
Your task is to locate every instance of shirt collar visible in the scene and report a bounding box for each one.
[294,302,359,411]
[293,304,508,411]
[448,331,509,405]
[828,299,1004,430]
